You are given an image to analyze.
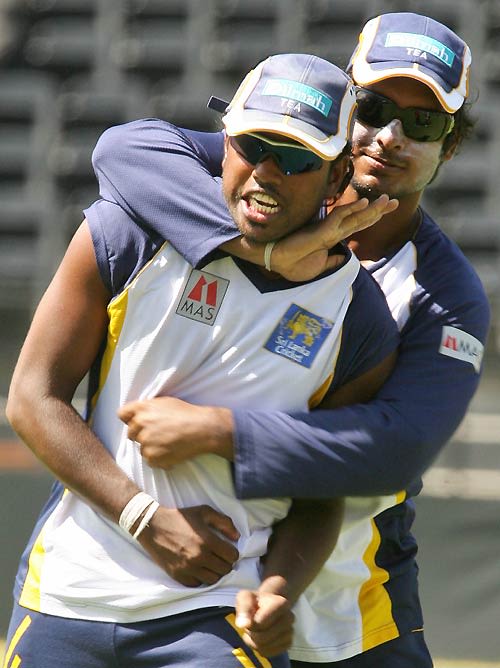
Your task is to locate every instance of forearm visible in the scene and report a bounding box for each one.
[7,392,140,523]
[261,498,344,605]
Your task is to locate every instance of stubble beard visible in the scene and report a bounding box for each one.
[350,175,389,203]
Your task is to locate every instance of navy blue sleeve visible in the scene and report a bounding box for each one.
[84,199,164,296]
[92,119,238,267]
[231,252,490,499]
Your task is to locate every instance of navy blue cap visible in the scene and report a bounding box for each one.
[348,13,471,112]
[222,53,357,160]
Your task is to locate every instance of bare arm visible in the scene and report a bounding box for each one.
[234,497,344,657]
[6,221,239,586]
[6,222,138,519]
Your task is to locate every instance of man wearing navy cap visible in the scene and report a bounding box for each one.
[82,11,490,667]
[4,53,401,668]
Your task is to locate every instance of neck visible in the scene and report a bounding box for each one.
[338,186,423,261]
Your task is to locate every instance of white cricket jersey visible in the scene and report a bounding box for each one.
[289,240,420,661]
[17,201,361,623]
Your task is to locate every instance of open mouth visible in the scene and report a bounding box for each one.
[246,192,281,214]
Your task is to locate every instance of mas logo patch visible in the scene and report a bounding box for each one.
[264,304,333,368]
[176,269,229,326]
[439,326,484,372]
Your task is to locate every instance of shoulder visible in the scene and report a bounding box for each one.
[412,212,490,332]
[351,263,393,316]
[84,199,165,296]
[415,213,486,298]
[345,263,399,341]
[93,118,224,164]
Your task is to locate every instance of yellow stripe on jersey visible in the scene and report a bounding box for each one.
[358,518,399,650]
[18,489,70,611]
[90,241,170,412]
[358,489,407,651]
[2,614,31,668]
[309,371,334,408]
[225,613,272,668]
[90,288,129,411]
[18,524,48,612]
[308,299,346,409]
[395,490,407,505]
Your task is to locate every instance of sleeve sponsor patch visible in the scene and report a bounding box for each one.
[439,326,484,372]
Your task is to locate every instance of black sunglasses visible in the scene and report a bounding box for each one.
[355,88,455,142]
[229,133,324,175]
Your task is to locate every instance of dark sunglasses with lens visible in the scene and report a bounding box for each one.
[355,87,455,142]
[229,133,324,175]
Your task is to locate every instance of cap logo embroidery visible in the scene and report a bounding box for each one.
[262,79,333,117]
[385,32,456,67]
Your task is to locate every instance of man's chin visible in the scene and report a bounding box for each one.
[351,179,387,203]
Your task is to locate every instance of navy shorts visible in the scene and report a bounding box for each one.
[291,630,433,668]
[4,602,290,668]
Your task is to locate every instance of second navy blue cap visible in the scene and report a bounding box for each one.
[348,12,471,112]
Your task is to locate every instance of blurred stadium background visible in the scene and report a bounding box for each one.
[0,0,498,666]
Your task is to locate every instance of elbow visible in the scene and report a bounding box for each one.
[6,387,25,434]
[6,376,39,437]
[377,423,442,495]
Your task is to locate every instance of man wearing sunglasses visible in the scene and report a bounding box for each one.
[83,12,489,668]
[5,53,402,668]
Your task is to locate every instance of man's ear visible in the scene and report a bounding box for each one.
[441,141,457,163]
[326,155,352,201]
[440,125,460,163]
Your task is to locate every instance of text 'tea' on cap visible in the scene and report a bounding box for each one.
[349,12,471,113]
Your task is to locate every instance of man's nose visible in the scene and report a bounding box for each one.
[375,118,405,150]
[252,154,284,184]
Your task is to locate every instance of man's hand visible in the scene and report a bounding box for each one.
[271,194,398,281]
[119,396,234,467]
[138,504,240,587]
[235,576,294,657]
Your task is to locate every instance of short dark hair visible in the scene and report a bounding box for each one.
[442,101,476,156]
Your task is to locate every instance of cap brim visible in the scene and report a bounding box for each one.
[352,60,464,113]
[223,108,352,160]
